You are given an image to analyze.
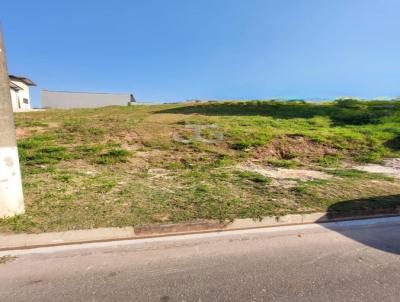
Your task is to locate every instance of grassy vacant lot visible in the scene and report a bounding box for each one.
[2,99,400,233]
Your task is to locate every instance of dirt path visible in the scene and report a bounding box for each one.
[352,158,400,178]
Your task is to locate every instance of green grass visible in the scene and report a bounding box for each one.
[292,179,330,194]
[236,170,271,184]
[326,169,394,181]
[95,149,132,164]
[1,100,400,233]
[268,159,300,168]
[317,154,342,167]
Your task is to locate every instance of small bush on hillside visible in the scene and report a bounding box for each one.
[333,109,384,125]
[287,99,306,104]
[356,151,382,163]
[335,98,364,108]
[230,141,253,150]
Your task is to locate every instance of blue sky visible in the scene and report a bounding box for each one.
[2,0,400,107]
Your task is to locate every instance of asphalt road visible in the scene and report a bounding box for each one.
[1,217,400,302]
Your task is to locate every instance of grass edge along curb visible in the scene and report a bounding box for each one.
[1,208,399,251]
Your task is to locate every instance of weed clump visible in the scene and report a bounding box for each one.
[96,149,131,164]
[237,171,271,184]
[317,154,342,167]
[268,159,299,168]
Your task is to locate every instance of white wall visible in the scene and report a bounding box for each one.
[10,80,31,112]
[41,90,132,109]
[10,89,19,111]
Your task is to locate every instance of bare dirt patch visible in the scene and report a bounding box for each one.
[238,161,334,181]
[16,122,60,139]
[353,158,400,178]
[57,159,99,175]
[148,168,171,178]
[251,135,338,163]
[135,149,215,168]
[105,130,141,148]
[16,127,47,139]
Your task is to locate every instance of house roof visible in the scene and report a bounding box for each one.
[9,75,36,86]
[9,81,23,91]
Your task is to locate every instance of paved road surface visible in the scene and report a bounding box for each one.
[1,217,400,302]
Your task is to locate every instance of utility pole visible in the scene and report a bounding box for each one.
[0,28,24,217]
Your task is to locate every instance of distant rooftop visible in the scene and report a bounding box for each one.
[9,75,36,86]
[41,89,131,95]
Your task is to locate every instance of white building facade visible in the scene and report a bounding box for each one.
[41,90,135,109]
[9,75,35,112]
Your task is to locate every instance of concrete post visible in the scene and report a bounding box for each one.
[0,29,25,217]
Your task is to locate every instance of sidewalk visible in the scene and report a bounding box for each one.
[1,209,399,251]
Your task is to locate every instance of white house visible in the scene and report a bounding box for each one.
[9,75,36,112]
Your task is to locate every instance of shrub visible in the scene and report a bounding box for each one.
[230,141,253,150]
[287,99,306,104]
[335,98,364,108]
[356,151,382,163]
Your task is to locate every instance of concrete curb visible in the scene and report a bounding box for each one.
[1,208,399,251]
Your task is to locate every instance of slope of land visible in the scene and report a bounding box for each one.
[2,100,400,233]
